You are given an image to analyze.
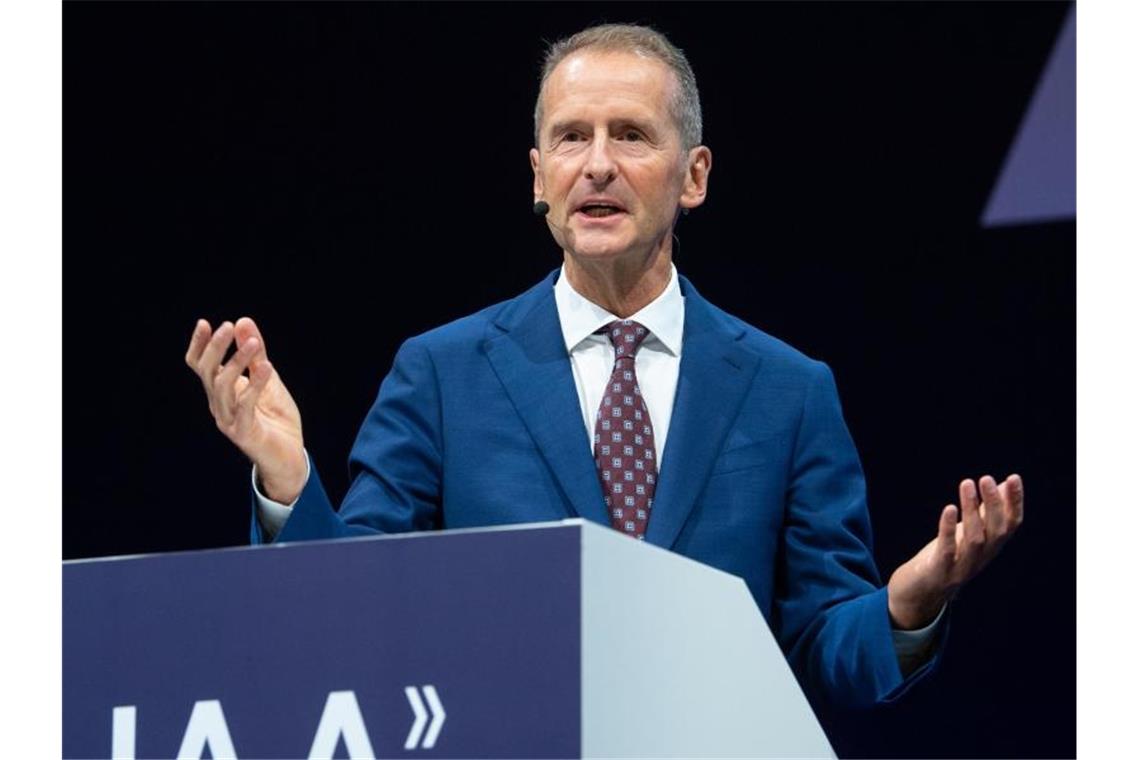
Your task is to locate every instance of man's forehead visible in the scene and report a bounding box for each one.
[541,50,678,121]
[547,49,676,91]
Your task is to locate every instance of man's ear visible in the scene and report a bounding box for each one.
[530,148,544,200]
[679,146,712,211]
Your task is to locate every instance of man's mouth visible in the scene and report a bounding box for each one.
[577,203,625,218]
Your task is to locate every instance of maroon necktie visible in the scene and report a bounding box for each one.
[593,320,657,540]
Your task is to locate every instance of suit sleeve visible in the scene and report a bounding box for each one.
[250,338,444,544]
[775,361,945,709]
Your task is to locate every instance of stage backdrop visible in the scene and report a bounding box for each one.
[64,3,1074,757]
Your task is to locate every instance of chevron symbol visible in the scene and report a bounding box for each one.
[403,685,446,750]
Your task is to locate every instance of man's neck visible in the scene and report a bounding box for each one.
[562,247,673,318]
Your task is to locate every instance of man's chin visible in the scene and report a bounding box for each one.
[565,247,634,265]
[563,232,638,262]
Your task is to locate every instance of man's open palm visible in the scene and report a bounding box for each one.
[888,474,1025,629]
[185,317,307,503]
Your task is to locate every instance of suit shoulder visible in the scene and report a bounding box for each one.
[396,300,505,354]
[704,300,831,379]
[397,278,551,355]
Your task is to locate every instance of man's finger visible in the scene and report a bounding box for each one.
[959,478,984,564]
[979,474,1006,539]
[184,319,212,368]
[195,321,233,391]
[235,358,274,432]
[1001,473,1025,532]
[233,317,269,363]
[937,504,958,570]
[214,336,260,425]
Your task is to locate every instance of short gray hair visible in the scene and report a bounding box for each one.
[533,24,703,150]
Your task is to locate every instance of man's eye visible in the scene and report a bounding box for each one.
[562,133,583,142]
[621,131,643,141]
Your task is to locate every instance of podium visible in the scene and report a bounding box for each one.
[64,519,834,758]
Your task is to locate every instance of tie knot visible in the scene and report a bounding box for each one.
[603,320,650,360]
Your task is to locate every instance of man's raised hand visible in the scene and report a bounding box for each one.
[185,317,308,504]
[887,474,1025,629]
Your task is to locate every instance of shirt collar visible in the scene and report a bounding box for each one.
[553,262,684,356]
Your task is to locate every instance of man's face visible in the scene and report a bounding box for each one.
[530,50,710,264]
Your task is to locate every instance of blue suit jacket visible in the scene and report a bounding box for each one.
[255,270,941,709]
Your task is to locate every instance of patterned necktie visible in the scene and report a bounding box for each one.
[593,320,657,540]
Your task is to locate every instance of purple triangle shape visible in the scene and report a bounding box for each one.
[982,6,1075,227]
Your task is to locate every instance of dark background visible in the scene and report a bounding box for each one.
[65,2,1075,757]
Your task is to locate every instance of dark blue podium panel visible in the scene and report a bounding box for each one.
[64,526,581,758]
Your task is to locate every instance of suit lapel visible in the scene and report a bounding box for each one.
[644,278,763,549]
[483,273,610,527]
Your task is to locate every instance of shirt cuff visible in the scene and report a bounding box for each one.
[252,452,311,539]
[891,603,947,676]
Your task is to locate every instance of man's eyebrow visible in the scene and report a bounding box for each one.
[612,117,656,133]
[546,117,657,135]
[547,119,585,135]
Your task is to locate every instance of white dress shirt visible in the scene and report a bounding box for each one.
[255,263,943,668]
[553,262,684,466]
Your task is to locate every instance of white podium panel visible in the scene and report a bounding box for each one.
[581,521,834,758]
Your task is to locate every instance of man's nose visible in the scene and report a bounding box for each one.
[583,136,617,186]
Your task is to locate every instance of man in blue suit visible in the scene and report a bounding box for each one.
[185,24,1023,711]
